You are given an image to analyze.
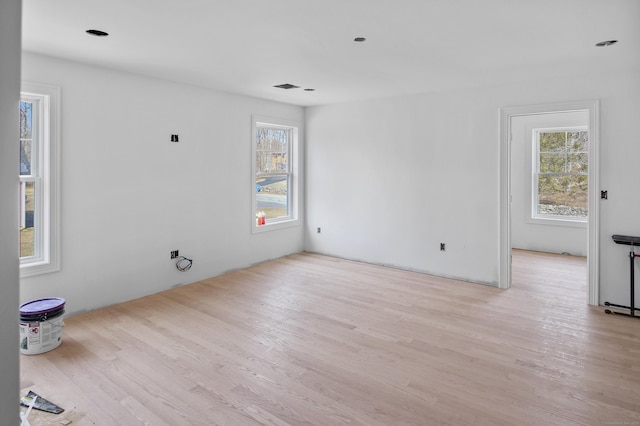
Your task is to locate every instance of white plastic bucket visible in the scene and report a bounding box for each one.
[19,298,65,355]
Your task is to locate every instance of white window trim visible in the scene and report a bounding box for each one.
[251,115,301,234]
[525,125,587,228]
[20,82,60,277]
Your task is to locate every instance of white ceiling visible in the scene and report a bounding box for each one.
[22,0,640,107]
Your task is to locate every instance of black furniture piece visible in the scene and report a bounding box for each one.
[605,234,640,318]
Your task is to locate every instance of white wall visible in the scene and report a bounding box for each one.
[20,53,304,316]
[0,0,21,421]
[511,111,588,256]
[305,68,640,306]
[15,47,640,321]
[305,91,501,285]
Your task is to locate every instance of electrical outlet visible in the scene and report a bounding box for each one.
[170,134,179,143]
[170,250,179,259]
[317,227,321,234]
[440,243,445,251]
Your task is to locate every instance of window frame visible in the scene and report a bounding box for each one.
[20,82,60,277]
[526,125,588,227]
[251,115,301,233]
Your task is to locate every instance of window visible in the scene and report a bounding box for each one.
[252,116,300,232]
[19,83,60,276]
[532,128,588,223]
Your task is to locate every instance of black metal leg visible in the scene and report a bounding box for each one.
[631,250,636,316]
[604,243,639,318]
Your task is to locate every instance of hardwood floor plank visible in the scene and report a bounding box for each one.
[20,250,640,425]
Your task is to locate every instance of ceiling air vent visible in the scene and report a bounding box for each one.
[273,83,300,90]
[86,29,109,37]
[595,40,618,47]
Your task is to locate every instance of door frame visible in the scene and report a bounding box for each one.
[499,100,600,305]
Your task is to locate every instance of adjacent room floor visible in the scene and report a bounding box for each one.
[19,250,640,425]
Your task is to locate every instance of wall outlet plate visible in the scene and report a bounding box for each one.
[170,250,179,259]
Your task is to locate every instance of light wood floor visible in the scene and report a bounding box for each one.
[20,250,640,425]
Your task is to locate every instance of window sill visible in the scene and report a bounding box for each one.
[252,218,300,234]
[20,260,60,278]
[527,216,587,228]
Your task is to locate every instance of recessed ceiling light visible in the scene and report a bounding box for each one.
[595,40,617,47]
[354,37,366,42]
[304,88,315,92]
[86,29,109,37]
[273,83,300,90]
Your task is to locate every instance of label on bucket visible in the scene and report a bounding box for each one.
[28,323,40,345]
[19,316,64,355]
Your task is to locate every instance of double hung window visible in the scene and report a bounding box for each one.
[19,83,59,276]
[252,116,300,232]
[532,128,588,222]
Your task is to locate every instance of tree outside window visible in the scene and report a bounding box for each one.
[534,129,588,220]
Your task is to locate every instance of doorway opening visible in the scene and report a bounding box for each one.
[500,101,600,305]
